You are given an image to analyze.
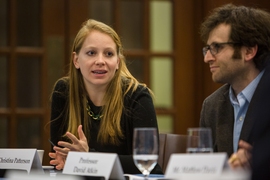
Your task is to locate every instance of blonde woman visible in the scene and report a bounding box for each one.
[48,19,162,174]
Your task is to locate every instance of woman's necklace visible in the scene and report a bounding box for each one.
[86,102,103,120]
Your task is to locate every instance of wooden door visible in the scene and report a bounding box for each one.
[0,0,49,161]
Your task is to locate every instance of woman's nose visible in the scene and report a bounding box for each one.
[95,54,105,65]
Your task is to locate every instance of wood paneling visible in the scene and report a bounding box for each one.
[42,0,67,165]
[174,0,197,133]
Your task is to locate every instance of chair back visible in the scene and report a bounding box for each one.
[158,133,166,169]
[158,133,188,172]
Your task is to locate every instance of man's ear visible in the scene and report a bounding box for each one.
[244,45,258,62]
[73,52,80,69]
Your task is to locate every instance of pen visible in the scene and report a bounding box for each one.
[48,139,57,147]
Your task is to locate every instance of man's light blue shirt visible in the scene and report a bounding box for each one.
[229,70,264,152]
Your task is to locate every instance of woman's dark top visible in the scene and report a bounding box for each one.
[50,79,163,174]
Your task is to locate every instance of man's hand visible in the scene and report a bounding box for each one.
[228,140,252,169]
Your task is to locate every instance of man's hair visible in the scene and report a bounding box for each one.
[200,4,270,70]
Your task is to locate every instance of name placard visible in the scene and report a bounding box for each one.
[63,152,124,180]
[165,153,227,179]
[0,149,43,173]
[6,170,82,180]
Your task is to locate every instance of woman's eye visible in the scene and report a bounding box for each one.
[87,51,95,56]
[106,52,114,57]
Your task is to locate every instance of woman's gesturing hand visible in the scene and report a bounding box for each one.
[58,125,89,152]
[49,125,89,170]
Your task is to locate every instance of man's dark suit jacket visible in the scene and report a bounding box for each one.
[200,59,270,179]
[251,61,270,180]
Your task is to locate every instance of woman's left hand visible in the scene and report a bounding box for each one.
[58,125,89,152]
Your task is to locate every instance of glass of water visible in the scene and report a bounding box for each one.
[186,128,213,153]
[133,127,158,179]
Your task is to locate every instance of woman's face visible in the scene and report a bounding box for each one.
[73,30,119,90]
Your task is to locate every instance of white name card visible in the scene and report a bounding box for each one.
[63,152,124,180]
[0,148,43,173]
[6,170,83,180]
[165,153,228,179]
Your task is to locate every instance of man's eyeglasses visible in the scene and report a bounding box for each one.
[202,42,240,56]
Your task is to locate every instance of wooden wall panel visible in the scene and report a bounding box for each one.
[42,0,66,165]
[174,0,197,134]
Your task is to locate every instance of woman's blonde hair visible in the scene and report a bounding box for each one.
[59,19,151,144]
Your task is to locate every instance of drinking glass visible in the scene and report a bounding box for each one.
[186,128,213,153]
[133,128,159,179]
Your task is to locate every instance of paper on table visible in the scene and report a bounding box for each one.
[124,174,165,180]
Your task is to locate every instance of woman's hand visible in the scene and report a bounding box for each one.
[228,140,252,169]
[49,125,89,170]
[58,125,89,152]
[49,148,69,170]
